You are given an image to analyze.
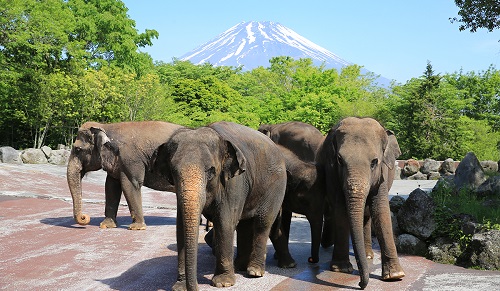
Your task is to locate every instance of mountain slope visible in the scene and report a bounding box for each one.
[180,21,390,85]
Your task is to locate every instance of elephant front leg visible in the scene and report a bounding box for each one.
[121,176,146,230]
[101,175,121,229]
[370,188,405,280]
[172,209,188,291]
[364,207,374,260]
[330,200,354,273]
[307,212,323,264]
[212,219,236,288]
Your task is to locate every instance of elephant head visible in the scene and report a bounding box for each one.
[325,117,400,289]
[66,122,120,226]
[154,127,245,291]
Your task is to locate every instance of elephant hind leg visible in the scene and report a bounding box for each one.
[235,219,253,271]
[101,175,121,229]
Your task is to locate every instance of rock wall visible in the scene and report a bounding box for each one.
[0,145,70,165]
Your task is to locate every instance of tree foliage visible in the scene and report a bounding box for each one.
[451,0,500,32]
[0,1,499,162]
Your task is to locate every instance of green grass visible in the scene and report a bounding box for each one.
[430,181,500,248]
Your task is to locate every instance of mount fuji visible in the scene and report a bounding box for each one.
[180,21,390,85]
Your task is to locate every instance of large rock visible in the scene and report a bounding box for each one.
[0,146,22,164]
[454,152,486,191]
[421,158,440,174]
[397,188,437,240]
[402,159,420,177]
[475,176,500,198]
[396,233,427,256]
[20,148,48,164]
[48,149,70,165]
[458,230,500,270]
[389,195,405,214]
[427,237,461,265]
[480,160,498,173]
[407,172,427,180]
[439,158,456,175]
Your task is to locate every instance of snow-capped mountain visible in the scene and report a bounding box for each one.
[180,21,390,85]
[180,21,350,71]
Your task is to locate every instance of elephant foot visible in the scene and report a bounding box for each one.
[247,265,265,277]
[382,262,405,281]
[273,251,297,268]
[234,256,249,272]
[212,273,235,287]
[366,249,374,260]
[308,256,319,264]
[330,260,354,273]
[128,222,146,230]
[172,280,187,291]
[99,218,117,229]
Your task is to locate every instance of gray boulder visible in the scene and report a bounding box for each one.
[396,233,427,256]
[397,188,437,240]
[48,149,70,165]
[475,176,500,198]
[427,237,461,265]
[458,230,500,270]
[454,152,486,191]
[394,165,402,180]
[439,158,456,175]
[0,146,22,164]
[480,160,498,173]
[389,195,405,214]
[408,172,427,180]
[402,159,420,177]
[40,146,52,158]
[427,172,441,180]
[20,148,48,164]
[421,158,440,174]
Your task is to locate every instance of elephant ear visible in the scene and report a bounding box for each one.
[90,127,119,172]
[222,140,246,181]
[150,142,174,184]
[383,129,401,169]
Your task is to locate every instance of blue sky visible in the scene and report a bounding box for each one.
[122,0,499,83]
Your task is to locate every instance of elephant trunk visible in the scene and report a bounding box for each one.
[346,180,369,289]
[67,155,90,225]
[178,169,206,291]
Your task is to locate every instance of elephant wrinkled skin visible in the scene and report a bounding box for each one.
[153,121,287,291]
[319,117,405,289]
[67,121,182,230]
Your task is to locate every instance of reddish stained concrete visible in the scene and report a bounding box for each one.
[0,163,499,291]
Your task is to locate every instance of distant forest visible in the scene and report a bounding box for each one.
[1,0,499,160]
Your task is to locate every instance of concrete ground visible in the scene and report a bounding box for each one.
[0,163,499,290]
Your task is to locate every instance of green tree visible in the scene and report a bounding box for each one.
[451,0,500,33]
[391,62,474,159]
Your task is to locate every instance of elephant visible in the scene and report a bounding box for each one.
[258,121,325,163]
[153,121,287,291]
[67,121,183,230]
[270,144,326,268]
[319,117,405,289]
[258,121,336,248]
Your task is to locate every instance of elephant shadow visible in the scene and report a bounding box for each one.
[40,215,176,229]
[98,243,214,291]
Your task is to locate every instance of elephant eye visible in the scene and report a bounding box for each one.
[336,154,344,167]
[370,158,379,170]
[206,166,216,181]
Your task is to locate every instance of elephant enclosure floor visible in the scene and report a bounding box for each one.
[0,163,499,291]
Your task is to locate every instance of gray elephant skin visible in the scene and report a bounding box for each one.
[319,117,405,289]
[153,121,287,291]
[67,121,182,230]
[270,144,326,268]
[259,121,336,261]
